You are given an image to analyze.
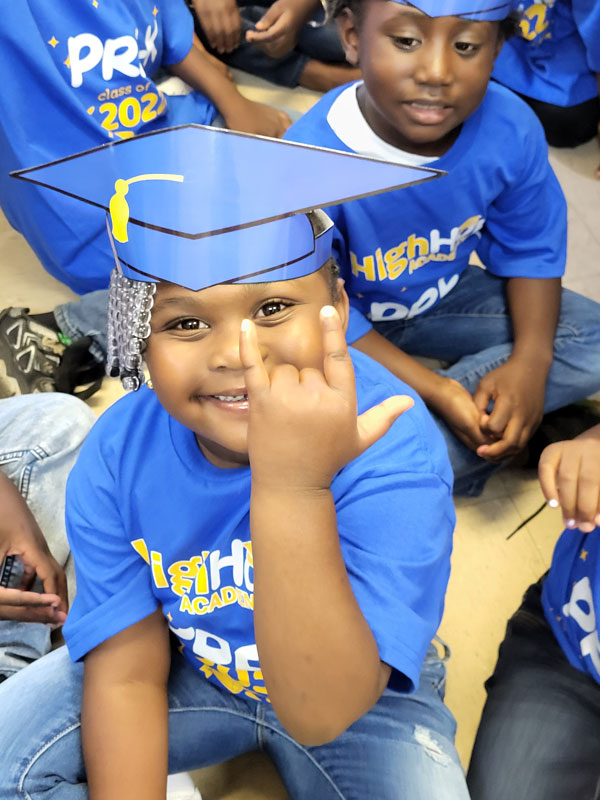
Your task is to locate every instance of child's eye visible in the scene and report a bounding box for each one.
[168,317,209,331]
[392,36,420,50]
[454,41,480,55]
[255,300,290,318]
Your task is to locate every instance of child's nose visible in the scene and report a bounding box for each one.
[413,42,453,87]
[207,322,244,371]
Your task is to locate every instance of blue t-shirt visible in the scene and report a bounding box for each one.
[285,82,566,344]
[543,527,600,684]
[63,349,455,701]
[0,0,216,294]
[493,0,600,107]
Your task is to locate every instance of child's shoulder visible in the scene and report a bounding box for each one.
[285,82,357,151]
[476,81,546,146]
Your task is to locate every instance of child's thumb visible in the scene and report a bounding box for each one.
[357,395,414,454]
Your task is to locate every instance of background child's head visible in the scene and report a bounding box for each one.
[328,0,518,156]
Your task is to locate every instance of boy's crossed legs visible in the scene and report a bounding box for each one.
[0,646,469,800]
[375,266,600,496]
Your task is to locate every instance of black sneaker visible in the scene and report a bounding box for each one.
[0,307,104,399]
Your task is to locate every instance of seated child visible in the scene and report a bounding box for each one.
[0,393,95,680]
[191,0,361,92]
[492,0,600,162]
[0,0,290,295]
[285,0,600,496]
[467,423,600,800]
[0,126,469,799]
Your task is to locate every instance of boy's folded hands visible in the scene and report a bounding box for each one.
[192,0,242,54]
[473,356,547,462]
[240,306,413,491]
[538,424,600,533]
[246,0,316,59]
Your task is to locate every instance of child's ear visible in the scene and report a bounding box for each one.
[335,278,350,334]
[336,9,360,67]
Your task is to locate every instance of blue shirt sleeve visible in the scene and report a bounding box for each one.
[63,426,159,661]
[573,0,600,73]
[477,111,567,279]
[159,0,194,66]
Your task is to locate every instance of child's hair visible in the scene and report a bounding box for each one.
[326,0,520,39]
[106,209,340,391]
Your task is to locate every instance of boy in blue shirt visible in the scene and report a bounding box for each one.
[285,0,600,496]
[468,423,600,799]
[492,0,600,160]
[0,127,469,799]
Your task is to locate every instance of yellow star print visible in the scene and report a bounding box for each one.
[93,0,98,6]
[580,550,589,561]
[48,36,59,48]
[64,57,71,68]
[153,5,159,15]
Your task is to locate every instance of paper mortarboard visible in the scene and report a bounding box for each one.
[392,0,512,20]
[12,125,443,291]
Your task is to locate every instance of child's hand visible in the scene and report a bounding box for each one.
[435,378,494,453]
[240,306,414,490]
[538,427,600,533]
[0,473,68,624]
[223,97,291,138]
[473,357,546,462]
[192,0,242,54]
[245,0,312,59]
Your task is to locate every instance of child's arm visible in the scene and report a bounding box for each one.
[168,40,291,137]
[352,328,491,452]
[0,471,67,624]
[191,0,242,54]
[538,423,600,533]
[82,608,170,800]
[240,308,413,745]
[245,0,319,59]
[474,276,561,461]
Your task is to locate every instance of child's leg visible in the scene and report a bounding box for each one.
[0,394,95,678]
[375,266,600,495]
[53,289,109,364]
[0,647,261,798]
[263,647,469,800]
[467,579,600,800]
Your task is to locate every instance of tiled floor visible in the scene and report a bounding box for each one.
[1,71,599,799]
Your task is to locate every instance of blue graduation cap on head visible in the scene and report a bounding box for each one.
[392,0,512,20]
[12,125,443,292]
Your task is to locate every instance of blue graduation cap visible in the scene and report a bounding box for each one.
[12,125,442,291]
[393,0,512,20]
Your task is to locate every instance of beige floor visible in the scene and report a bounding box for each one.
[1,71,600,799]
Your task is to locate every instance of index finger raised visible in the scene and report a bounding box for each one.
[320,306,355,396]
[239,318,270,396]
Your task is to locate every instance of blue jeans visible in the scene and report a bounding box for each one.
[375,267,600,496]
[467,579,600,800]
[0,645,469,799]
[54,290,108,365]
[0,394,95,678]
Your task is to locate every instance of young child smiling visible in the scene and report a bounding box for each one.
[285,0,600,496]
[0,126,470,799]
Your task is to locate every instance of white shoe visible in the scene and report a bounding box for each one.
[166,771,202,800]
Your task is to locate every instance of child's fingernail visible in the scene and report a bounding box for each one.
[579,522,595,533]
[240,319,251,333]
[321,305,335,318]
[547,498,560,508]
[564,518,576,529]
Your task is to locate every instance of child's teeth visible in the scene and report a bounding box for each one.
[215,394,246,401]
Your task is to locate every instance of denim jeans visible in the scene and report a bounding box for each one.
[0,645,470,799]
[0,394,95,678]
[54,290,108,365]
[467,579,600,800]
[375,267,600,495]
